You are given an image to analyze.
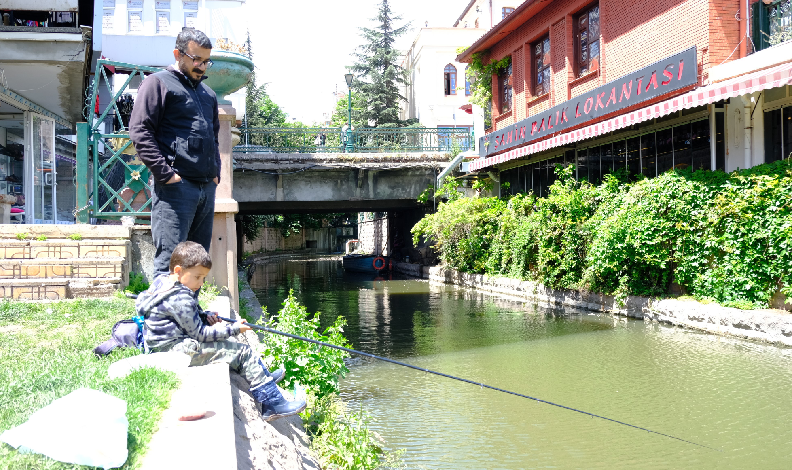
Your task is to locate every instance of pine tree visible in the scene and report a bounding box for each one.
[349,0,411,127]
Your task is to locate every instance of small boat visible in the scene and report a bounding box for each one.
[342,253,390,273]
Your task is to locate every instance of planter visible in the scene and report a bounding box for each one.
[203,50,253,105]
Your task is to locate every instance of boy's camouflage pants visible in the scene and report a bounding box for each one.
[166,337,270,389]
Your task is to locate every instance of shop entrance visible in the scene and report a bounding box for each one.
[25,112,57,224]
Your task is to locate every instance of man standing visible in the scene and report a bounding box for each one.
[129,28,220,277]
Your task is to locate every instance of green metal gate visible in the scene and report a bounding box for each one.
[76,59,161,224]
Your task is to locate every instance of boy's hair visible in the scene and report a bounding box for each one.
[170,241,212,272]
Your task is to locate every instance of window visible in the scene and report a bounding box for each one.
[752,0,792,52]
[534,36,551,96]
[444,64,457,96]
[465,66,471,96]
[576,4,600,77]
[499,62,513,113]
[502,7,515,19]
[764,104,792,163]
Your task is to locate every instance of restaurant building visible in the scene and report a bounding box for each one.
[457,0,792,197]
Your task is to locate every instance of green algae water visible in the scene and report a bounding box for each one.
[250,257,792,469]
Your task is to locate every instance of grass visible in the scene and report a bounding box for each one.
[0,296,180,469]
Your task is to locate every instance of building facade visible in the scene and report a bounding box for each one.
[99,0,249,120]
[399,27,486,142]
[0,0,96,224]
[454,0,523,30]
[456,0,792,197]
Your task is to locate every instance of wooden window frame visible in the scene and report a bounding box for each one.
[575,4,600,77]
[444,64,457,96]
[465,65,471,96]
[502,7,515,19]
[533,35,551,97]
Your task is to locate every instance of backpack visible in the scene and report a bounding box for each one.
[93,316,144,356]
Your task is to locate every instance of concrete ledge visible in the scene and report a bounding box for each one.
[421,265,792,347]
[0,225,131,239]
[0,277,121,286]
[393,262,429,279]
[140,362,237,470]
[0,257,126,266]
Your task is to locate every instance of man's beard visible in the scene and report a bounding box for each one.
[178,61,203,81]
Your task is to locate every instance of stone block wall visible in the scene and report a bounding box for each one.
[358,214,389,256]
[243,226,339,254]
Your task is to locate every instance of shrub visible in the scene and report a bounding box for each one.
[304,394,404,470]
[125,272,150,295]
[412,160,792,309]
[259,291,350,397]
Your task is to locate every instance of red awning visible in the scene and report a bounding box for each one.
[459,104,473,115]
[471,61,792,171]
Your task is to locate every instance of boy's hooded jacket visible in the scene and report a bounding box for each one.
[135,274,240,352]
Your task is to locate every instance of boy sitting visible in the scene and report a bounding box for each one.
[135,241,306,421]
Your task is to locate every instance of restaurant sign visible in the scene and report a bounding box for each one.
[480,47,697,157]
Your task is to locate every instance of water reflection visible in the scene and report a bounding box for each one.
[250,258,792,469]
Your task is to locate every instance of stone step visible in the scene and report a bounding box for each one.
[0,277,123,300]
[0,224,131,240]
[0,257,126,280]
[0,240,131,260]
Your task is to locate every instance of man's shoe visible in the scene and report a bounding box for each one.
[261,395,307,422]
[269,368,285,384]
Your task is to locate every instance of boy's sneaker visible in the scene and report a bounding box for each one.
[261,396,307,422]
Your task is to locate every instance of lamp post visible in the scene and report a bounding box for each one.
[344,73,354,153]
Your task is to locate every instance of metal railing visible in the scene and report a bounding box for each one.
[235,127,474,153]
[76,59,162,223]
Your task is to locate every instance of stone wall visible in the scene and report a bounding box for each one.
[408,264,792,347]
[358,214,389,256]
[243,226,339,254]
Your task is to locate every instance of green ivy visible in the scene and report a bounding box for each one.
[460,48,511,112]
[413,160,792,309]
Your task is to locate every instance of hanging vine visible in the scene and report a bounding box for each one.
[459,48,511,110]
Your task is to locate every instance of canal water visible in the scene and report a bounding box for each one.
[249,257,792,469]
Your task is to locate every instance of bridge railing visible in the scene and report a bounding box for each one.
[234,127,473,153]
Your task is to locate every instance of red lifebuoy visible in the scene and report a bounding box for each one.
[373,256,386,270]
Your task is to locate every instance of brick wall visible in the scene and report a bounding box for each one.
[485,0,740,132]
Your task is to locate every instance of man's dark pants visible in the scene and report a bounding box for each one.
[152,178,216,276]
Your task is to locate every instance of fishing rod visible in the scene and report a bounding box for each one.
[218,316,717,451]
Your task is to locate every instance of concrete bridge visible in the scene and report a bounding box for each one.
[232,152,455,213]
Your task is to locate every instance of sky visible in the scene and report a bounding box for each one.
[244,0,465,124]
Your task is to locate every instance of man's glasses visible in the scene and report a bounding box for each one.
[180,51,213,68]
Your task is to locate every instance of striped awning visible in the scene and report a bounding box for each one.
[470,61,792,172]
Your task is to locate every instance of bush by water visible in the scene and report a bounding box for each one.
[413,161,792,309]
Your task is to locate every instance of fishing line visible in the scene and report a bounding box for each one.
[218,316,718,451]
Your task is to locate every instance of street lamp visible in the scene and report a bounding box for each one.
[344,73,354,153]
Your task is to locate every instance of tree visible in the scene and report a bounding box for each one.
[330,91,366,128]
[349,0,411,127]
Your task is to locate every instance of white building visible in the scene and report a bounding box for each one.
[98,0,249,119]
[453,0,522,31]
[399,27,486,147]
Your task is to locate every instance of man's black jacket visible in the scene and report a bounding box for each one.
[129,65,221,184]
